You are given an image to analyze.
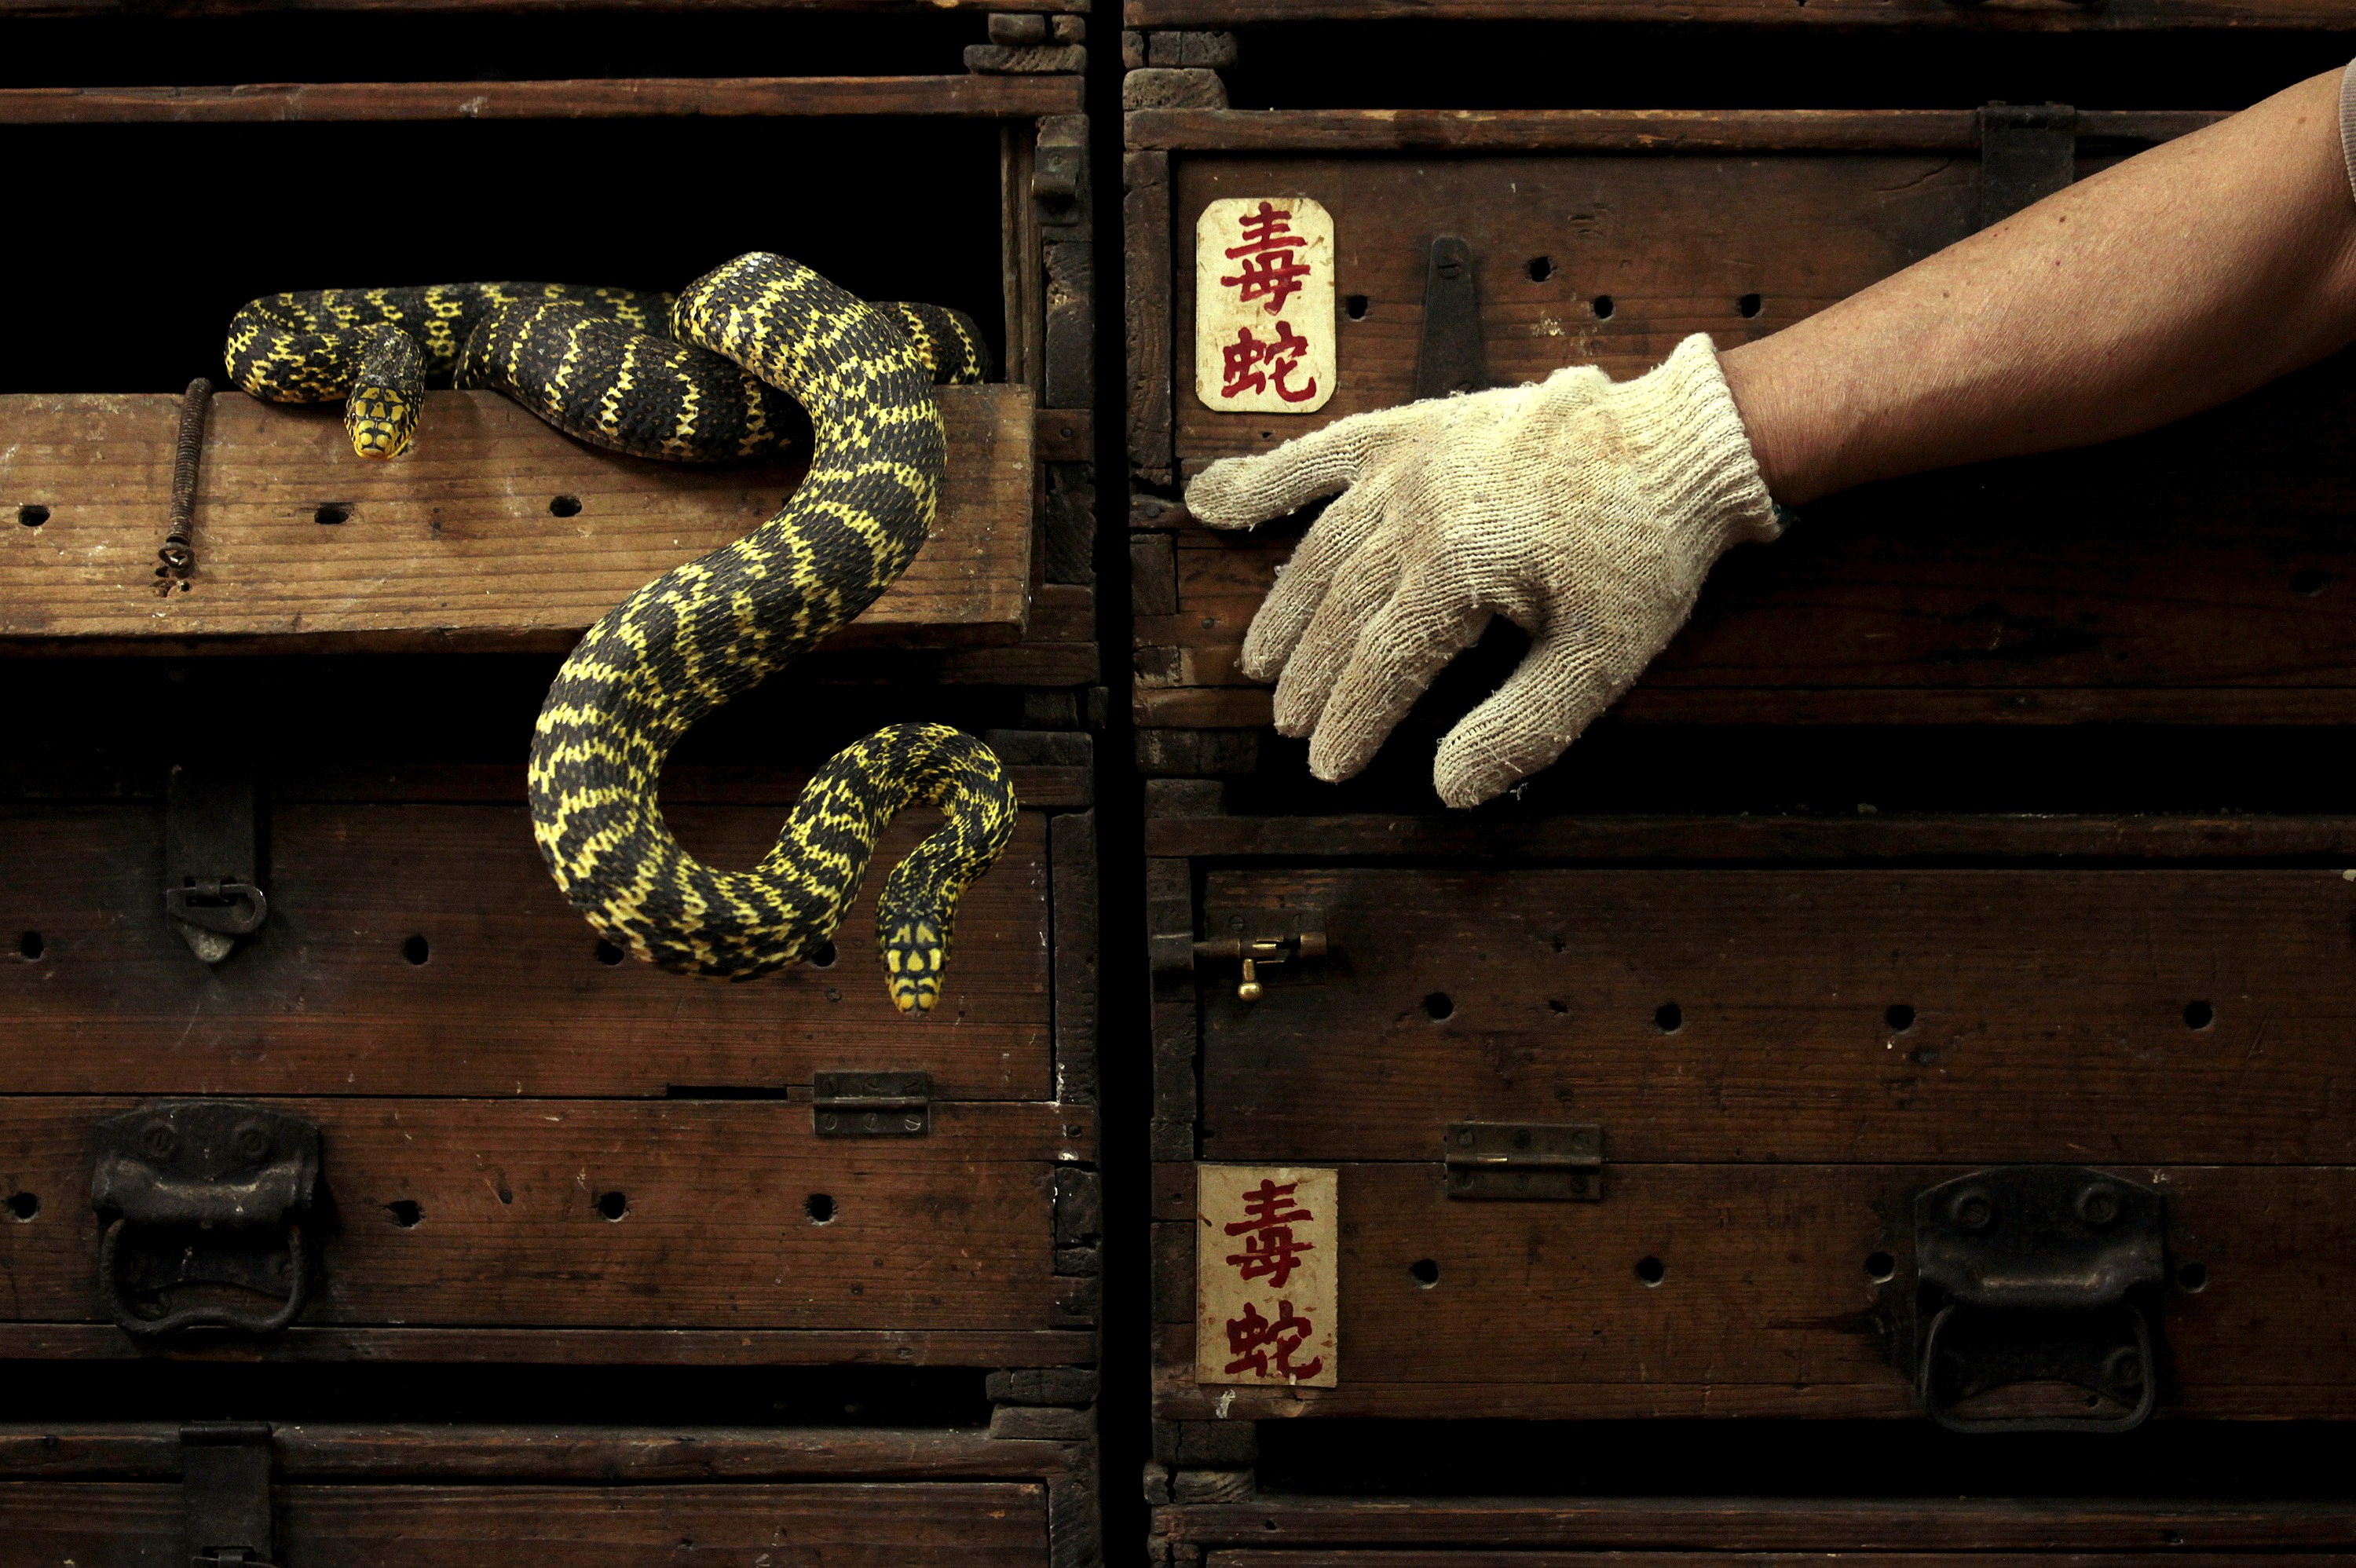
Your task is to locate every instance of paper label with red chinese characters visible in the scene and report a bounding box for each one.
[1194,197,1337,415]
[1196,1164,1338,1388]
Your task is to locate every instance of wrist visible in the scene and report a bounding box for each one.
[1608,334,1780,546]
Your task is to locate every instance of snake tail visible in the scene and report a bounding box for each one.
[525,253,1016,1010]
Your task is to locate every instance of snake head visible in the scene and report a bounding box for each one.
[344,382,416,459]
[881,918,946,1014]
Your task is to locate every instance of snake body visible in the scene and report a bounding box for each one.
[226,255,1018,1011]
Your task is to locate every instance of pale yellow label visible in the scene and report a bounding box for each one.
[1193,197,1337,415]
[1195,1164,1338,1387]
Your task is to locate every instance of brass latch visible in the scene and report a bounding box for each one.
[1444,1122,1604,1201]
[1191,934,1328,1001]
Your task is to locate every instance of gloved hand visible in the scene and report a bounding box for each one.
[1184,333,1782,807]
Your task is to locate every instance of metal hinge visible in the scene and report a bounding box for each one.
[813,1071,932,1137]
[1413,235,1487,400]
[182,1421,278,1568]
[163,763,269,965]
[1444,1122,1604,1201]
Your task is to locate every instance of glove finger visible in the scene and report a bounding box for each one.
[1269,520,1411,738]
[1430,628,1622,810]
[1237,482,1388,682]
[1183,404,1425,529]
[1305,570,1489,785]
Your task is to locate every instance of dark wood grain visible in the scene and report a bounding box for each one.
[0,386,1030,653]
[1196,866,2356,1162]
[0,1424,1080,1479]
[1212,1557,2356,1568]
[1153,1162,2356,1421]
[1129,109,2216,155]
[0,1325,1093,1364]
[0,1096,1087,1331]
[3,0,1067,12]
[0,75,1082,124]
[1127,149,1177,483]
[1144,813,2356,860]
[1162,1500,2356,1551]
[0,804,1051,1098]
[0,1481,1048,1568]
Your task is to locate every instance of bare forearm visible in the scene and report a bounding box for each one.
[1720,68,2356,507]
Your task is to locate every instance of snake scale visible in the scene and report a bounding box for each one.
[225,254,1019,1013]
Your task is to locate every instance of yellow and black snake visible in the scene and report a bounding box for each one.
[225,254,1019,1012]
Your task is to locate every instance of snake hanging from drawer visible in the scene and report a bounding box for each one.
[224,254,1018,1013]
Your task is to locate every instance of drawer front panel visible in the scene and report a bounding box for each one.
[0,1097,1085,1335]
[1197,867,2356,1164]
[2,804,1052,1099]
[0,1480,1048,1568]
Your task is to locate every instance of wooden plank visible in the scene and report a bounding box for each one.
[1163,1501,2356,1551]
[0,1423,1079,1479]
[1127,148,1177,482]
[1146,813,2356,861]
[6,0,1068,9]
[1128,108,2219,155]
[0,75,1083,125]
[0,385,1030,652]
[1,804,1052,1099]
[0,1096,1086,1332]
[1198,868,2356,1163]
[1214,1558,2356,1568]
[1126,0,2354,21]
[0,1482,1048,1568]
[0,1325,1093,1365]
[1151,1163,2356,1421]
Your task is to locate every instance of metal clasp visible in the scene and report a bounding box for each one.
[1191,934,1326,1002]
[813,1071,932,1137]
[1412,235,1487,400]
[1908,1164,2166,1432]
[1444,1122,1604,1201]
[182,1422,279,1568]
[163,764,269,963]
[90,1101,320,1338]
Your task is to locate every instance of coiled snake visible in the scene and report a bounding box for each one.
[225,254,1019,1012]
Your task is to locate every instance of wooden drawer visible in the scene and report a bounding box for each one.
[1145,820,2356,1431]
[1123,108,2356,772]
[1126,0,2356,27]
[0,1422,1089,1568]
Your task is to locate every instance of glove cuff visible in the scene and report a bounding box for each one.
[1608,332,1783,550]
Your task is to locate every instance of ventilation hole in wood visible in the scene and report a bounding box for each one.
[807,941,839,970]
[386,1199,423,1228]
[17,931,42,961]
[401,934,430,966]
[1864,1251,1897,1283]
[1590,294,1615,320]
[2292,567,2332,596]
[1422,992,1454,1021]
[1654,1002,1682,1034]
[315,504,350,526]
[2184,1000,2215,1030]
[595,1190,630,1221]
[1526,257,1553,282]
[805,1193,837,1225]
[1737,293,1763,318]
[2178,1261,2208,1293]
[1635,1255,1666,1286]
[549,495,583,518]
[1344,294,1370,320]
[594,939,625,967]
[2164,1535,2186,1548]
[16,504,47,528]
[1886,1003,1916,1033]
[495,1182,514,1205]
[1547,1000,1568,1014]
[1407,1258,1440,1288]
[3,1192,37,1222]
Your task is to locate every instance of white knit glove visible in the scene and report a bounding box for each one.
[1186,334,1782,807]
